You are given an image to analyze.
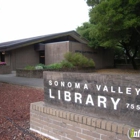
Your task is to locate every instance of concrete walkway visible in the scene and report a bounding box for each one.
[0,73,44,89]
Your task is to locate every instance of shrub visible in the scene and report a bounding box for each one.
[88,59,95,67]
[64,52,73,63]
[45,63,63,69]
[24,65,35,70]
[36,64,49,69]
[60,60,74,69]
[24,52,95,71]
[35,65,43,70]
[36,63,46,69]
[64,52,95,68]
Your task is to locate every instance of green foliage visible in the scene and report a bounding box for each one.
[88,0,140,47]
[36,63,45,67]
[77,0,140,69]
[35,65,43,70]
[114,46,124,59]
[85,0,100,8]
[76,22,99,48]
[24,53,95,70]
[60,60,74,69]
[36,63,47,69]
[45,61,74,69]
[64,52,95,68]
[24,65,35,70]
[45,63,63,69]
[88,59,95,67]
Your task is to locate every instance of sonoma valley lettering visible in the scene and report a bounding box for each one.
[46,80,140,111]
[48,80,140,95]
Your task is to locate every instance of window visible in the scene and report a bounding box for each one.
[0,52,5,62]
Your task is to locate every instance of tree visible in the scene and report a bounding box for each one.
[78,0,140,69]
[77,22,99,48]
[85,0,100,8]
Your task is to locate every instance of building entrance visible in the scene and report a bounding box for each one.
[39,51,45,64]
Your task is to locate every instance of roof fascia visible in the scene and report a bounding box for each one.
[0,31,88,51]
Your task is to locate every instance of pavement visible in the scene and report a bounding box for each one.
[0,72,44,89]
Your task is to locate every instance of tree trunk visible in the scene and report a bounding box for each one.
[123,43,138,70]
[131,57,138,70]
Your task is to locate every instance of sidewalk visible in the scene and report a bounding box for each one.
[0,73,44,89]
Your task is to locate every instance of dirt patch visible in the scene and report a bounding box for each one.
[0,83,51,140]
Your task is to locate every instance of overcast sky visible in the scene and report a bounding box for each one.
[0,0,89,43]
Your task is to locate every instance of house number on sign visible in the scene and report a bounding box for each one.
[126,103,140,110]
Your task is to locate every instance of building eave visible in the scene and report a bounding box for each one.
[0,31,88,51]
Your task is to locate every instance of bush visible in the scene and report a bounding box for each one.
[36,63,50,69]
[64,52,95,68]
[35,65,43,70]
[24,65,35,70]
[36,63,46,69]
[60,60,74,69]
[64,52,73,63]
[24,52,95,71]
[87,59,95,67]
[45,63,63,69]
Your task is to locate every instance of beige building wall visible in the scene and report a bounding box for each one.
[45,41,114,68]
[5,53,10,66]
[45,41,69,65]
[4,41,114,70]
[69,41,101,67]
[6,45,39,70]
[69,41,114,69]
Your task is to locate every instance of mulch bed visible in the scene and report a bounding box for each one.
[0,83,52,140]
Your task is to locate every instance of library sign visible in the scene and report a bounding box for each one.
[44,72,140,126]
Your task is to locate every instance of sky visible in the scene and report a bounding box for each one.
[0,0,89,43]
